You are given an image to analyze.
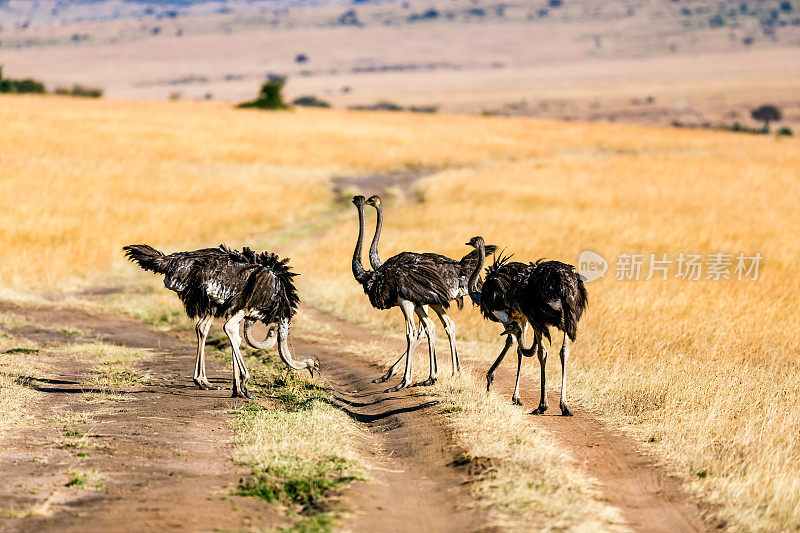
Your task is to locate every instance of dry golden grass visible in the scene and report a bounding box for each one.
[0,95,663,287]
[290,125,800,530]
[431,373,625,531]
[0,312,46,437]
[58,342,151,388]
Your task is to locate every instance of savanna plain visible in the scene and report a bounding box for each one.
[1,95,799,531]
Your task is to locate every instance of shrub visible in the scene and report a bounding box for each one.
[338,10,361,26]
[407,105,438,114]
[0,67,46,94]
[751,104,782,133]
[54,85,103,98]
[237,76,290,110]
[292,95,331,108]
[709,14,725,27]
[348,101,404,111]
[777,126,793,136]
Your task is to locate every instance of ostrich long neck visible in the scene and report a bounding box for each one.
[368,203,383,269]
[276,318,314,370]
[468,241,486,294]
[352,203,369,282]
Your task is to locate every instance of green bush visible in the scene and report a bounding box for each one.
[777,126,793,136]
[0,67,46,94]
[238,76,290,110]
[54,85,103,98]
[291,95,331,108]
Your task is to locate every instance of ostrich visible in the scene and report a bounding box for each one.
[467,236,587,415]
[123,244,318,399]
[365,195,496,384]
[466,236,533,405]
[351,195,452,392]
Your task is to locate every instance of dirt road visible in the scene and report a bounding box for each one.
[0,301,483,532]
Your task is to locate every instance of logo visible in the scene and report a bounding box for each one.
[578,250,608,282]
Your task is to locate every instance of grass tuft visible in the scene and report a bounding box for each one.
[237,455,358,507]
[65,469,101,488]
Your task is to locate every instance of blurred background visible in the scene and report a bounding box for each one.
[1,0,798,131]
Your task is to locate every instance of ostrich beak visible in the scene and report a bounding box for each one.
[308,357,320,378]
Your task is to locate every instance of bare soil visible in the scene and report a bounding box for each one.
[0,301,285,532]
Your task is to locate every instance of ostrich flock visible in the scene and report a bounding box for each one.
[125,194,587,415]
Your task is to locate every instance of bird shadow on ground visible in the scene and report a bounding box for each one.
[325,394,438,424]
[331,395,397,408]
[16,377,149,397]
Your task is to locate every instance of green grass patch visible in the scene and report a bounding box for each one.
[229,350,364,533]
[279,511,341,533]
[3,347,39,355]
[65,469,100,488]
[237,455,358,507]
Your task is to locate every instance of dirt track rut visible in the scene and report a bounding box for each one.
[294,328,483,532]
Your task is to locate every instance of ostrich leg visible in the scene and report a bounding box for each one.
[486,334,514,392]
[385,300,420,393]
[373,308,428,384]
[223,310,254,399]
[532,331,548,414]
[559,333,573,416]
[415,305,438,386]
[193,316,221,390]
[511,325,530,406]
[431,304,459,375]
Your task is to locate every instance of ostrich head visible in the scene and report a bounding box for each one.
[308,355,321,378]
[352,195,366,206]
[365,195,382,209]
[500,321,524,340]
[466,236,485,248]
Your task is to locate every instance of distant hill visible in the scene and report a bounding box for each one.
[0,0,345,25]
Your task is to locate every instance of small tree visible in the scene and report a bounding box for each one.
[751,104,781,133]
[237,75,290,110]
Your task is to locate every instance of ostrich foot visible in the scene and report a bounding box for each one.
[194,379,223,391]
[232,388,256,400]
[560,404,573,417]
[512,395,523,406]
[372,371,394,384]
[414,377,437,387]
[384,381,410,393]
[531,403,548,415]
[486,374,495,392]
